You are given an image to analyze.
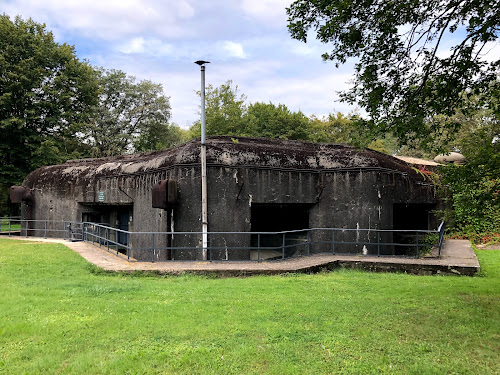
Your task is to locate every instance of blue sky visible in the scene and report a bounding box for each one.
[3,1,498,129]
[3,0,357,128]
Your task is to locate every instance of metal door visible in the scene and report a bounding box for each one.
[117,211,129,246]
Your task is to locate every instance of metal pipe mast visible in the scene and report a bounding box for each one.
[195,60,210,260]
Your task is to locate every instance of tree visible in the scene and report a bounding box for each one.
[187,79,404,150]
[134,122,185,152]
[86,69,175,157]
[440,128,499,236]
[188,81,314,141]
[308,112,356,143]
[0,15,99,182]
[287,1,500,149]
[188,80,251,138]
[0,15,99,214]
[246,102,311,140]
[437,90,500,235]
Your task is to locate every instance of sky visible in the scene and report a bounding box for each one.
[3,0,358,128]
[3,1,499,129]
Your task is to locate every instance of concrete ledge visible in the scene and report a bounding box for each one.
[1,237,480,277]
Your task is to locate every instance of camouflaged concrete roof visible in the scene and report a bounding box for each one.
[24,136,422,187]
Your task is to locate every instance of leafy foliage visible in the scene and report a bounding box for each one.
[0,16,180,214]
[435,87,500,237]
[442,163,500,235]
[188,80,362,143]
[0,15,99,215]
[0,15,99,185]
[133,121,185,153]
[86,69,177,157]
[189,80,251,138]
[440,108,500,235]
[287,0,500,148]
[308,112,355,143]
[246,102,310,140]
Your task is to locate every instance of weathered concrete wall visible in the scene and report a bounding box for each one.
[22,163,437,260]
[21,137,439,261]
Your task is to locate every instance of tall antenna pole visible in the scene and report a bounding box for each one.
[195,60,210,260]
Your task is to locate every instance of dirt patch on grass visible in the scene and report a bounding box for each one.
[476,244,500,250]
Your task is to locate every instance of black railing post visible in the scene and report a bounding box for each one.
[209,233,212,261]
[152,233,155,262]
[307,230,310,256]
[282,233,286,259]
[332,230,335,254]
[377,231,380,257]
[257,233,261,262]
[127,234,130,260]
[416,231,419,258]
[106,228,110,252]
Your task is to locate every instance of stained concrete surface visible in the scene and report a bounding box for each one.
[476,243,500,250]
[20,136,439,261]
[2,236,480,276]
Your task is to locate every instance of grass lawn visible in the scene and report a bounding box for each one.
[0,238,499,374]
[0,220,21,232]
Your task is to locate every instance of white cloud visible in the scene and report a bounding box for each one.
[481,41,500,64]
[2,0,361,128]
[121,37,146,54]
[244,72,356,116]
[110,56,356,129]
[120,37,173,56]
[288,40,328,57]
[241,0,293,24]
[3,0,196,40]
[222,41,247,59]
[290,44,316,56]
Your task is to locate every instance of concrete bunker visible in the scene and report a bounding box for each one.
[16,136,440,260]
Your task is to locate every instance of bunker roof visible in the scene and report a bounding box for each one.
[24,136,424,187]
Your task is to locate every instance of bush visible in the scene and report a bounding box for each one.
[440,163,500,241]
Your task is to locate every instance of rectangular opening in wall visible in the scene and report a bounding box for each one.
[393,203,435,230]
[80,203,133,255]
[116,207,131,247]
[393,203,436,256]
[250,203,312,260]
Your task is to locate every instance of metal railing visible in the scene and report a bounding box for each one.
[437,220,445,258]
[0,217,83,240]
[1,217,446,262]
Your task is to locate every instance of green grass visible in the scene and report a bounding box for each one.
[0,238,499,374]
[0,219,21,232]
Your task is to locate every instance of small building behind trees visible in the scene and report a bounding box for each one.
[15,136,440,260]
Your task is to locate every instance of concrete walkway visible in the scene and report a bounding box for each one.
[2,236,481,276]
